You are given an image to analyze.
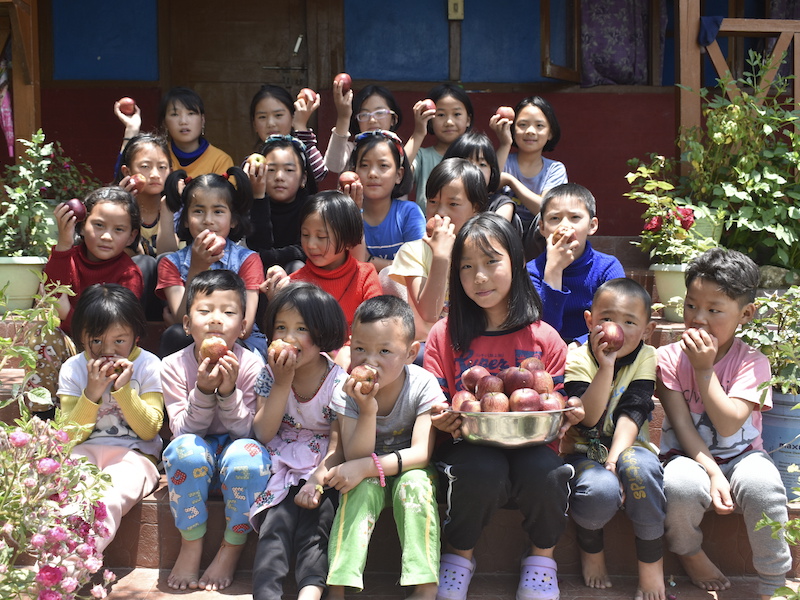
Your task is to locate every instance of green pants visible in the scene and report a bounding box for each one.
[327,466,440,590]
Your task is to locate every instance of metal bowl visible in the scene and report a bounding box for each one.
[454,408,573,448]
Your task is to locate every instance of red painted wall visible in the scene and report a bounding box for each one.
[41,87,676,236]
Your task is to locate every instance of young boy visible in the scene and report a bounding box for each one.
[526,183,625,342]
[562,278,665,600]
[161,269,270,592]
[657,248,791,600]
[325,295,444,600]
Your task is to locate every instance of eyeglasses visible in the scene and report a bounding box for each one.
[355,109,396,123]
[260,134,308,166]
[354,130,405,159]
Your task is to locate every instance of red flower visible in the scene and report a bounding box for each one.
[644,215,664,232]
[675,207,695,230]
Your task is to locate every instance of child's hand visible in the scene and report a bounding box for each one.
[293,93,320,131]
[424,215,456,259]
[215,351,240,398]
[244,159,268,199]
[260,265,289,300]
[588,324,618,368]
[196,355,225,395]
[341,180,363,209]
[112,358,134,390]
[680,327,718,372]
[411,99,436,136]
[343,373,379,415]
[709,472,735,514]
[191,229,225,267]
[546,227,579,270]
[488,113,514,147]
[332,78,354,121]
[114,99,142,132]
[557,396,585,439]
[431,401,463,439]
[295,480,324,509]
[118,175,140,198]
[324,461,367,494]
[53,202,78,249]
[84,358,118,403]
[268,342,297,386]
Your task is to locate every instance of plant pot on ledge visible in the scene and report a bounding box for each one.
[651,263,687,323]
[0,256,48,313]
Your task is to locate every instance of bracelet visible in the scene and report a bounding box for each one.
[314,484,324,495]
[392,450,403,475]
[371,453,386,487]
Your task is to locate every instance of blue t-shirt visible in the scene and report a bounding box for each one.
[503,154,567,224]
[527,241,625,341]
[364,199,425,260]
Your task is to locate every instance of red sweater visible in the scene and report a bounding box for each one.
[290,255,382,330]
[44,243,143,334]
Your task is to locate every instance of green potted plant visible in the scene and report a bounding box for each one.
[0,130,101,311]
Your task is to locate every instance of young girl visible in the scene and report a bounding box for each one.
[423,213,583,600]
[58,283,163,553]
[46,187,143,336]
[350,129,421,272]
[247,84,327,182]
[156,166,266,358]
[161,269,270,592]
[250,282,349,600]
[388,158,487,349]
[324,83,403,174]
[406,84,474,212]
[115,87,234,179]
[248,135,318,274]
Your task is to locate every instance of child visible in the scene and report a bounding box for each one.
[562,278,664,600]
[527,183,625,342]
[250,282,349,600]
[248,135,318,273]
[351,129,421,272]
[248,84,327,181]
[656,248,791,600]
[161,269,271,591]
[115,87,234,179]
[406,84,474,212]
[59,283,163,552]
[46,186,143,336]
[388,158,487,347]
[157,166,266,358]
[324,83,403,174]
[424,213,583,600]
[325,295,444,600]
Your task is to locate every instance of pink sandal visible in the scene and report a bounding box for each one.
[517,556,559,600]
[436,553,476,600]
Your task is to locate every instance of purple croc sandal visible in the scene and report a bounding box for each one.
[517,555,559,600]
[436,553,476,600]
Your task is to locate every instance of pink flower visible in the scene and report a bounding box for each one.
[47,526,68,543]
[35,565,65,587]
[61,577,79,593]
[644,215,663,232]
[38,590,62,600]
[76,543,93,558]
[103,570,116,584]
[53,430,69,443]
[23,478,37,488]
[30,533,47,548]
[94,502,108,522]
[9,431,31,447]
[90,584,107,599]
[37,458,60,476]
[675,207,695,229]
[85,556,103,573]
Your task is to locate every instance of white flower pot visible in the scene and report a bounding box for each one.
[0,256,48,313]
[651,263,688,323]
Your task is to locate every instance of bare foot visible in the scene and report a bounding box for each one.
[198,540,245,591]
[635,558,665,600]
[406,582,437,600]
[580,549,612,589]
[297,584,324,600]
[677,550,730,591]
[167,537,203,590]
[327,584,346,600]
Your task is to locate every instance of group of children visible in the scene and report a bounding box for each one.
[35,79,791,600]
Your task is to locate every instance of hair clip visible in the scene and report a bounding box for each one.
[261,134,308,167]
[222,172,230,180]
[354,130,405,159]
[184,176,192,184]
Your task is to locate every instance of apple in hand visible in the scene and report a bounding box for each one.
[599,321,625,352]
[269,338,298,358]
[539,393,565,411]
[426,217,436,237]
[451,390,477,412]
[205,233,225,257]
[495,106,515,120]
[520,357,545,373]
[476,375,504,399]
[349,364,379,394]
[65,198,86,222]
[530,370,555,395]
[297,88,317,103]
[118,97,136,116]
[480,391,509,413]
[509,388,542,412]
[552,226,576,245]
[333,72,352,93]
[339,171,360,188]
[420,98,436,112]
[200,336,228,364]
[498,367,534,394]
[130,173,147,193]
[460,365,491,394]
[460,399,482,413]
[246,153,266,169]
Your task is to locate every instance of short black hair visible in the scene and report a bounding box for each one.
[593,278,652,319]
[350,133,413,197]
[350,85,402,136]
[186,270,246,315]
[115,133,171,184]
[71,284,147,351]
[512,95,561,152]
[541,183,596,219]
[425,158,488,214]
[685,248,760,305]
[263,282,348,352]
[158,87,204,127]
[300,191,363,254]
[426,84,474,136]
[444,131,501,193]
[80,186,141,249]
[353,295,415,344]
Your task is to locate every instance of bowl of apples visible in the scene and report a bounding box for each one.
[452,361,572,448]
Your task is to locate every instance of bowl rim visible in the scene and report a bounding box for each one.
[449,406,575,416]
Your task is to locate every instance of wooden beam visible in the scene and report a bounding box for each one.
[753,30,793,106]
[706,40,740,101]
[676,0,701,143]
[8,0,39,154]
[449,20,460,81]
[719,18,800,35]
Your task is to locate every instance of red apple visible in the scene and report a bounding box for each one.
[338,171,360,188]
[530,370,555,395]
[539,393,565,411]
[349,364,379,394]
[130,173,147,193]
[333,72,352,93]
[269,338,298,358]
[520,357,546,373]
[480,391,510,413]
[476,375,504,399]
[499,367,535,395]
[509,388,542,412]
[266,265,285,278]
[495,106,515,120]
[246,153,266,169]
[200,336,228,364]
[205,232,225,257]
[65,198,86,222]
[552,226,576,245]
[451,390,477,412]
[460,365,491,394]
[118,97,136,116]
[599,321,625,352]
[297,87,317,103]
[460,399,482,413]
[421,98,436,112]
[426,217,436,237]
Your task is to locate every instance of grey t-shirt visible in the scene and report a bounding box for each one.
[331,364,443,453]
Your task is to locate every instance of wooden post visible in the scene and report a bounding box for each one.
[676,0,701,142]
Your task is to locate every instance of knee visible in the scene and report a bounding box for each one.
[164,434,211,471]
[219,439,271,481]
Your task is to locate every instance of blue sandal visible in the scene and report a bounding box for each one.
[517,556,559,600]
[436,553,476,600]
